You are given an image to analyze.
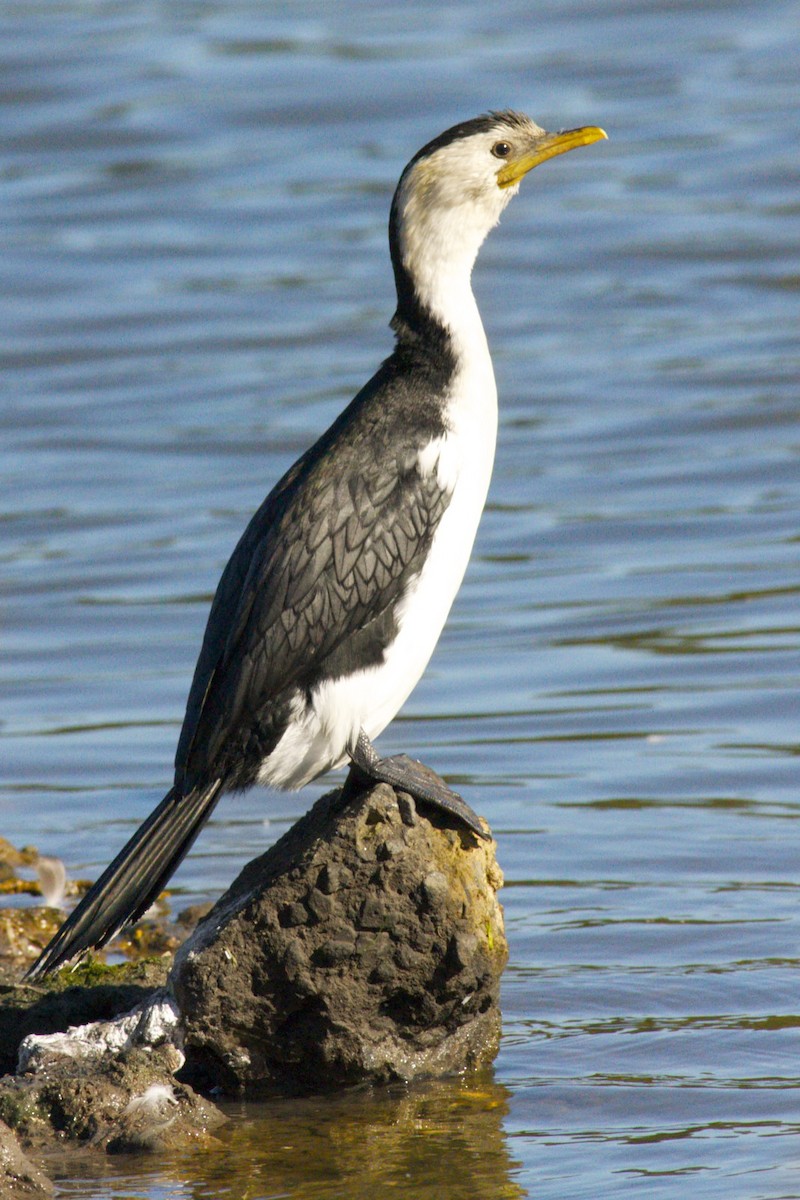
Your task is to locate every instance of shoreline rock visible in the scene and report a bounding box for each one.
[0,776,507,1182]
[173,776,507,1095]
[4,1042,225,1156]
[0,1116,53,1197]
[0,960,170,1078]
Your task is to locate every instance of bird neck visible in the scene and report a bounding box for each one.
[389,191,492,365]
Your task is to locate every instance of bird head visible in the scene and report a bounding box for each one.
[390,111,607,331]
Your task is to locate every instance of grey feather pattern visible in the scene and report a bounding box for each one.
[175,363,452,793]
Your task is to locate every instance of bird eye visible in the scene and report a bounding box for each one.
[491,140,512,159]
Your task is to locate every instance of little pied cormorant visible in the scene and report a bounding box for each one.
[27,111,607,978]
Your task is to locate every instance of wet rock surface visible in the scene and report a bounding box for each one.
[0,960,170,1077]
[172,776,507,1095]
[0,778,507,1188]
[1,1043,225,1155]
[0,983,226,1169]
[0,1117,53,1196]
[0,833,225,1186]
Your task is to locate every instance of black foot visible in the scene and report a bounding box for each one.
[349,729,489,840]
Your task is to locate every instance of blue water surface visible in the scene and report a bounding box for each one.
[2,1,799,1196]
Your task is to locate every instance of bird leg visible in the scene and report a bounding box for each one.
[348,729,489,839]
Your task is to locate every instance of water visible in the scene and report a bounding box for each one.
[2,0,799,1196]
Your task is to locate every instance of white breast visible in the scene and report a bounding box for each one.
[259,162,502,792]
[258,338,498,792]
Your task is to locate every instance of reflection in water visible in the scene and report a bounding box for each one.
[57,1074,525,1199]
[204,1076,524,1200]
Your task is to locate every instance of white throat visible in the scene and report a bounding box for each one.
[394,153,515,359]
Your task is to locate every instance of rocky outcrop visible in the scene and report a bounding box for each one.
[172,776,507,1095]
[0,960,169,1076]
[3,1041,225,1155]
[0,1117,52,1197]
[0,774,506,1189]
[0,990,225,1165]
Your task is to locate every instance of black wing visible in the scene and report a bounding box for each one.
[175,357,451,793]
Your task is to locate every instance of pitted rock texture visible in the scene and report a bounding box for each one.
[0,1044,224,1155]
[171,776,506,1095]
[0,1117,52,1196]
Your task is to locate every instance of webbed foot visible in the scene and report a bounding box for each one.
[349,729,489,839]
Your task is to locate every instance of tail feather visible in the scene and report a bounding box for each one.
[25,781,223,979]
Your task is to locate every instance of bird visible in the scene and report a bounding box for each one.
[27,110,606,978]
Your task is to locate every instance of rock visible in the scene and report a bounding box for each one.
[0,959,170,1076]
[0,987,225,1158]
[0,777,505,1175]
[0,1044,224,1155]
[172,777,507,1095]
[0,909,63,974]
[0,840,38,874]
[16,992,182,1075]
[0,1117,52,1196]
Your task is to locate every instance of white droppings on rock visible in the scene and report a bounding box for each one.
[17,991,182,1075]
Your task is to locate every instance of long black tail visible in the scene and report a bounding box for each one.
[25,780,224,979]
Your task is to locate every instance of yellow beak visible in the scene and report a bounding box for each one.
[496,125,608,188]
